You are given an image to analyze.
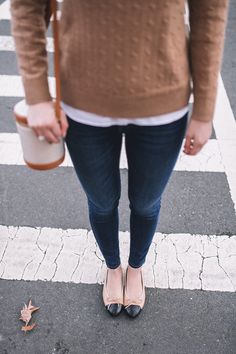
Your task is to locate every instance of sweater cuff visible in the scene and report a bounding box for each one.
[22,75,52,105]
[190,96,217,123]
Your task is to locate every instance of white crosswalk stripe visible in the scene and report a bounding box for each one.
[0,75,55,97]
[0,225,235,291]
[0,1,235,293]
[0,133,225,172]
[0,0,61,20]
[0,35,54,52]
[0,0,10,20]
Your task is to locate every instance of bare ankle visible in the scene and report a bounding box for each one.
[108,264,121,272]
[128,264,142,272]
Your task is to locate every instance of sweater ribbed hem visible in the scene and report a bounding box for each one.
[61,82,191,119]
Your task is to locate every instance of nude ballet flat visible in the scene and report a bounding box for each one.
[123,266,145,318]
[102,265,124,316]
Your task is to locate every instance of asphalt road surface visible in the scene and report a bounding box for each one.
[0,1,236,354]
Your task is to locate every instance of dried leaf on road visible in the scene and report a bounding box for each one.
[19,299,40,328]
[21,322,37,333]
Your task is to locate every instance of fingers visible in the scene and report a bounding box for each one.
[183,119,212,156]
[183,135,206,155]
[183,135,193,154]
[43,127,60,144]
[32,122,61,144]
[50,120,62,142]
[27,102,69,143]
[36,112,68,143]
[33,127,43,139]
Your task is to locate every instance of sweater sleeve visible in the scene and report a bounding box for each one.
[188,0,229,122]
[10,0,52,105]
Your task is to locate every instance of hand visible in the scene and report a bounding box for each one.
[27,101,69,143]
[183,119,213,155]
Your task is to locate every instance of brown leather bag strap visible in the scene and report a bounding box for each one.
[50,0,61,121]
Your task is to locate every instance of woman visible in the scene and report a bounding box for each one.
[10,0,228,318]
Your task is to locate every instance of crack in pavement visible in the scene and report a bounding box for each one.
[50,235,65,281]
[35,228,45,253]
[216,245,236,291]
[171,240,185,289]
[71,245,87,283]
[198,256,204,291]
[21,258,33,280]
[94,245,105,282]
[152,241,158,287]
[166,261,170,289]
[70,254,81,282]
[33,243,50,280]
[7,226,19,240]
[0,240,9,278]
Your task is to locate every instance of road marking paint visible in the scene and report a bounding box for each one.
[0,75,55,97]
[0,225,235,291]
[0,0,9,20]
[0,35,54,52]
[214,76,236,214]
[0,133,225,172]
[214,76,236,140]
[0,1,61,20]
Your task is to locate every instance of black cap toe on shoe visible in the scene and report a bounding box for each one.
[124,305,142,318]
[105,303,123,316]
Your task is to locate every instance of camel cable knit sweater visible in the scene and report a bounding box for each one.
[10,0,229,122]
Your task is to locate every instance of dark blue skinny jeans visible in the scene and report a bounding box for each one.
[65,112,189,269]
